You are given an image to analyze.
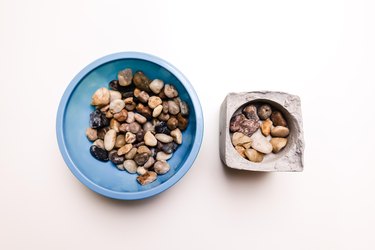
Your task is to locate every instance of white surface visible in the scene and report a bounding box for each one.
[1,1,374,249]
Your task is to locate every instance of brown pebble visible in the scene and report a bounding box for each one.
[271,111,287,127]
[235,146,246,158]
[167,117,179,130]
[113,109,128,122]
[270,138,288,153]
[177,113,188,131]
[258,104,272,120]
[243,105,259,121]
[260,118,272,136]
[271,126,289,138]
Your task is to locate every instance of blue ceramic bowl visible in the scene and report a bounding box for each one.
[56,52,203,200]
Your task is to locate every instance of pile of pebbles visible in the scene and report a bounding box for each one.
[230,103,289,163]
[86,68,189,185]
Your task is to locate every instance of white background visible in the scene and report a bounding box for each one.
[1,0,374,249]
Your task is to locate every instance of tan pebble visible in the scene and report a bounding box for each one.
[170,128,182,144]
[91,87,110,106]
[164,84,179,98]
[231,132,252,147]
[250,129,272,154]
[125,132,136,144]
[152,105,163,117]
[149,79,164,94]
[148,96,163,109]
[137,167,147,175]
[134,113,147,124]
[118,144,133,155]
[104,129,116,151]
[113,109,128,122]
[109,90,122,102]
[245,149,264,162]
[154,161,170,175]
[143,157,155,169]
[156,151,172,161]
[109,99,125,113]
[137,145,151,156]
[260,118,272,136]
[137,171,157,185]
[126,111,135,123]
[86,128,97,141]
[155,133,173,143]
[118,68,133,86]
[110,118,120,132]
[270,138,288,153]
[144,131,157,147]
[138,91,150,103]
[115,135,125,148]
[235,146,246,158]
[271,126,289,138]
[123,160,137,174]
[93,139,104,149]
[125,147,138,160]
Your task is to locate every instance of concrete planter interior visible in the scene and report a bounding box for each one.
[219,91,305,172]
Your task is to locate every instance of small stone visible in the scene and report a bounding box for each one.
[136,103,152,119]
[144,131,157,146]
[155,121,170,134]
[90,145,109,162]
[159,88,168,99]
[260,118,272,136]
[155,133,173,143]
[143,122,154,133]
[148,96,163,109]
[104,129,117,151]
[136,130,145,142]
[271,111,287,127]
[123,160,137,174]
[97,127,110,140]
[235,146,246,158]
[125,147,137,160]
[271,126,289,138]
[137,167,147,175]
[258,104,272,120]
[244,149,264,163]
[133,71,150,92]
[156,151,172,161]
[119,123,128,132]
[162,101,169,113]
[125,132,136,144]
[118,144,133,155]
[137,145,152,156]
[170,128,182,144]
[164,84,178,98]
[109,90,122,102]
[243,142,252,149]
[134,113,147,124]
[152,105,163,117]
[168,100,180,115]
[177,113,188,131]
[86,127,97,141]
[109,99,125,114]
[116,164,124,171]
[161,142,178,154]
[243,105,259,121]
[118,68,133,86]
[109,150,125,164]
[270,138,288,153]
[143,156,155,169]
[90,110,109,129]
[134,153,150,166]
[128,122,141,134]
[133,88,141,98]
[238,119,260,137]
[250,130,272,154]
[126,111,135,123]
[167,117,179,130]
[124,97,136,111]
[138,91,150,103]
[154,161,170,175]
[93,139,105,149]
[231,132,252,147]
[115,135,125,148]
[229,114,246,132]
[149,79,164,94]
[113,109,128,122]
[158,113,170,122]
[179,101,189,117]
[110,118,120,132]
[91,87,110,106]
[137,171,157,185]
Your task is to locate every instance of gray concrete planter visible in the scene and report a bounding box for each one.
[219,91,305,172]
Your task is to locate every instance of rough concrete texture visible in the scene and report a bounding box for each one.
[219,91,305,172]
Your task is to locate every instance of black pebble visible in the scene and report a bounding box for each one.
[90,110,109,129]
[155,121,170,134]
[161,142,179,154]
[108,150,125,165]
[90,145,109,162]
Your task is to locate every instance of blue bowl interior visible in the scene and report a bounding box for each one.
[63,58,197,194]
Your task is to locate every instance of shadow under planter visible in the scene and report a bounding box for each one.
[219,91,305,172]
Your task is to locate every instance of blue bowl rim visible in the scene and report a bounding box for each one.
[56,51,204,200]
